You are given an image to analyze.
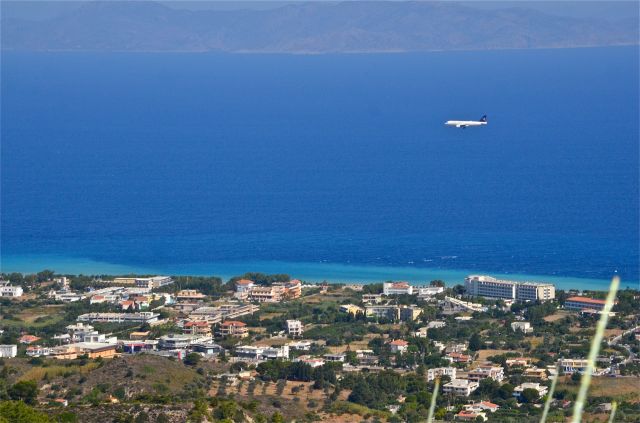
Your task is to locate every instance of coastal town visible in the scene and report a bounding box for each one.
[1,272,639,422]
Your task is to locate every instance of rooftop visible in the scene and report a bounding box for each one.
[566,296,607,305]
[221,320,247,327]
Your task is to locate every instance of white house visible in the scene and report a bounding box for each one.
[286,320,304,337]
[0,282,23,297]
[511,321,533,334]
[417,286,444,298]
[427,367,457,382]
[464,402,500,413]
[288,341,312,351]
[235,279,255,293]
[294,355,325,368]
[383,282,413,296]
[467,366,505,383]
[0,345,17,358]
[443,379,480,397]
[262,345,289,360]
[427,321,446,329]
[389,340,409,354]
[513,383,548,400]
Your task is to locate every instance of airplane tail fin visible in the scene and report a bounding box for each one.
[480,115,487,122]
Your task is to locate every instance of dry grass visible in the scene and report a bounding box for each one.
[259,312,285,320]
[544,310,571,322]
[475,349,512,362]
[528,336,545,349]
[558,376,640,402]
[19,362,100,382]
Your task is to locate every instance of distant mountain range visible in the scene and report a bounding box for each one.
[2,1,638,53]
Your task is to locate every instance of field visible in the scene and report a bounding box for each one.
[210,377,357,421]
[557,375,640,403]
[544,310,571,322]
[2,305,66,328]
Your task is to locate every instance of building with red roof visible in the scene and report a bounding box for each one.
[389,339,409,354]
[19,335,41,344]
[565,296,615,312]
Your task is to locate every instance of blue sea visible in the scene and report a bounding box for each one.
[2,47,638,290]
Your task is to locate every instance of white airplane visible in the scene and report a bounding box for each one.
[445,115,487,128]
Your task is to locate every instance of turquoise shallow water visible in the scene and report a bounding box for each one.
[1,254,632,291]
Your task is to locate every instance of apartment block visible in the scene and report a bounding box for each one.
[134,276,173,289]
[365,305,400,321]
[465,275,555,301]
[218,321,248,338]
[248,286,285,303]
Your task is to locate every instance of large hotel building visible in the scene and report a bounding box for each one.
[465,275,555,302]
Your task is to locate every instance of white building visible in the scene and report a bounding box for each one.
[443,379,479,397]
[389,340,409,354]
[77,312,159,324]
[513,383,548,400]
[323,353,346,362]
[286,320,304,337]
[52,291,83,302]
[26,345,54,357]
[294,355,325,368]
[235,279,255,293]
[0,345,17,358]
[235,346,264,360]
[159,334,211,350]
[362,294,383,304]
[442,297,487,313]
[558,358,592,374]
[383,282,413,296]
[511,321,533,334]
[262,345,289,360]
[135,276,173,289]
[0,282,23,297]
[465,275,555,301]
[427,321,446,329]
[417,286,444,298]
[468,366,505,383]
[288,341,312,351]
[427,367,457,382]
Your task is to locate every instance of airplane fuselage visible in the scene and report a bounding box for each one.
[445,120,487,128]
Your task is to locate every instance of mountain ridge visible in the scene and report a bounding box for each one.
[2,1,638,53]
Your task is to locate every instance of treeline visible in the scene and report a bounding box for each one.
[157,276,225,297]
[228,272,290,287]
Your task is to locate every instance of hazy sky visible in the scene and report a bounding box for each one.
[2,1,638,21]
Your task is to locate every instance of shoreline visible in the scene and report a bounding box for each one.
[1,254,636,292]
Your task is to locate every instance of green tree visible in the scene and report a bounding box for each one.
[498,383,514,399]
[0,401,51,423]
[8,380,39,405]
[468,333,482,351]
[271,412,284,423]
[520,388,540,403]
[184,353,202,366]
